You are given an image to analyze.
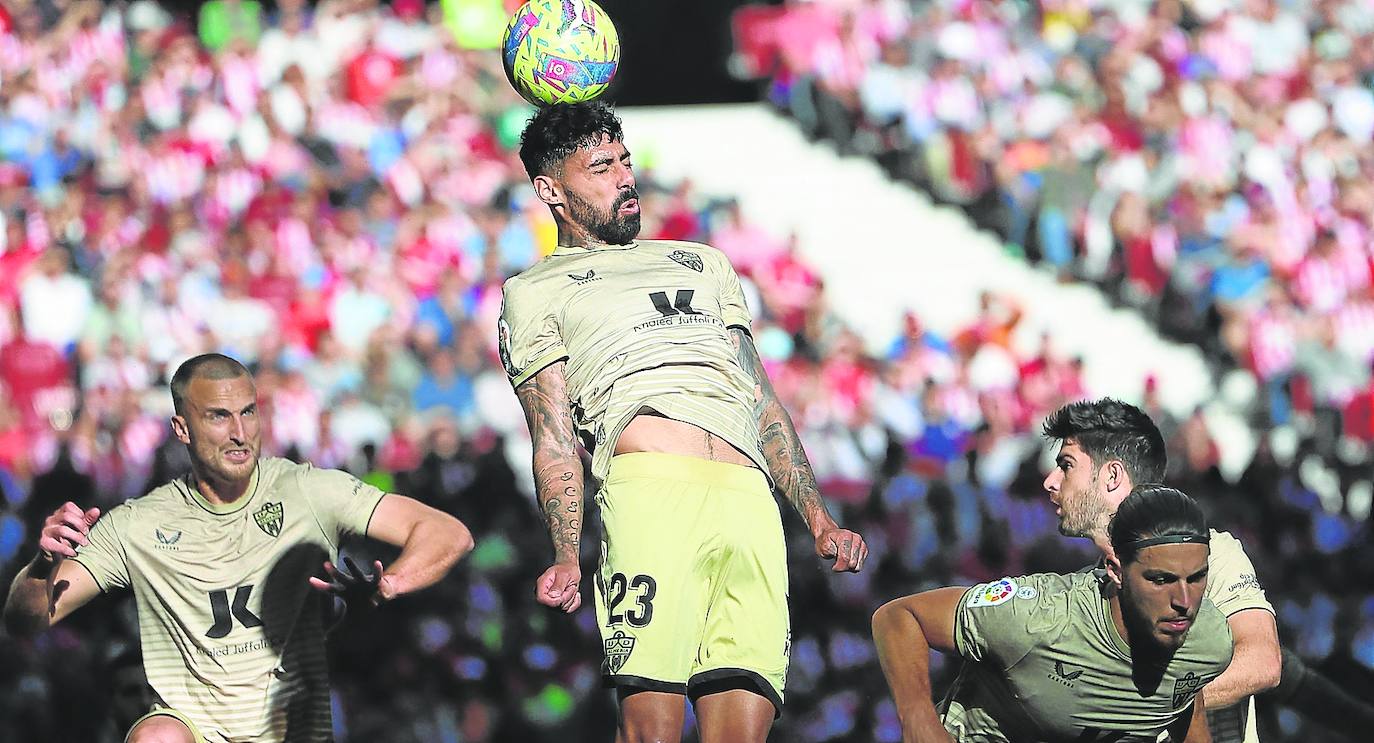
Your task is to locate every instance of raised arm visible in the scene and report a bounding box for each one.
[730,327,867,572]
[515,360,587,612]
[1202,608,1280,708]
[3,503,105,637]
[872,587,966,743]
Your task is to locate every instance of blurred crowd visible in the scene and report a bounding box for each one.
[0,0,1369,741]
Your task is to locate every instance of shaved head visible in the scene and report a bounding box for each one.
[170,354,252,415]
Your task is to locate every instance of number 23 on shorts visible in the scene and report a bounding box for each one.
[605,572,656,627]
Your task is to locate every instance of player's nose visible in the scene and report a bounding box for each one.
[1042,469,1059,494]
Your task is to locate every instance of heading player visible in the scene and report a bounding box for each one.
[3,353,474,743]
[501,101,867,743]
[1041,399,1278,742]
[874,485,1234,742]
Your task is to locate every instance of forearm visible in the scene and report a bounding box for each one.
[1205,613,1281,708]
[873,601,950,742]
[1178,692,1213,743]
[534,453,585,564]
[382,516,473,598]
[3,558,56,636]
[1203,662,1270,709]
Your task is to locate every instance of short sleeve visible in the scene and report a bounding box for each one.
[71,505,131,592]
[298,465,387,542]
[1205,530,1274,617]
[953,575,1061,669]
[712,251,753,332]
[499,275,569,388]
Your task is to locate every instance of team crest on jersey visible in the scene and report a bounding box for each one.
[668,250,703,272]
[254,502,284,538]
[969,578,1018,607]
[1172,671,1204,709]
[604,630,636,674]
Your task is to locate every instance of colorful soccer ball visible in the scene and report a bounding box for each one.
[501,0,620,106]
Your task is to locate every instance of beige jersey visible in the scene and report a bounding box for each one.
[946,572,1233,742]
[72,457,386,743]
[498,239,767,482]
[1201,529,1274,743]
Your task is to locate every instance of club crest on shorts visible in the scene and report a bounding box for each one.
[254,502,284,538]
[604,630,636,674]
[668,250,703,272]
[1172,671,1204,708]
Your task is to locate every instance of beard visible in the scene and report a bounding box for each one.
[1057,471,1113,538]
[566,187,641,245]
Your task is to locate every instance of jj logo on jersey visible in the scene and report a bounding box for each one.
[254,502,284,538]
[668,250,703,272]
[1172,671,1205,709]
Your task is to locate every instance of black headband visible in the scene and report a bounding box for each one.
[1126,533,1210,551]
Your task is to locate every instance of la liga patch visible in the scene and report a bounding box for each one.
[969,578,1018,607]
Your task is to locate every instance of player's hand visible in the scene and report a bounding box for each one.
[37,502,101,564]
[309,557,396,608]
[535,561,582,613]
[815,527,868,573]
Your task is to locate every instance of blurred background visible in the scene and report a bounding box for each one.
[1,0,1373,741]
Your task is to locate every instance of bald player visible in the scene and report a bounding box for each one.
[501,102,867,742]
[3,353,474,743]
[874,485,1233,743]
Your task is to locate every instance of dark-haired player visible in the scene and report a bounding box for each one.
[500,101,867,742]
[4,353,474,743]
[874,485,1233,742]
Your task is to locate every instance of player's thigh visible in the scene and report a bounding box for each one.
[126,711,198,743]
[693,687,773,743]
[616,689,687,743]
[690,481,789,712]
[595,465,714,688]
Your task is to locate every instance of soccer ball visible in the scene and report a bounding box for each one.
[501,0,620,106]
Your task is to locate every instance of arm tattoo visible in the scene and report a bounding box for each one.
[516,362,585,563]
[730,329,834,535]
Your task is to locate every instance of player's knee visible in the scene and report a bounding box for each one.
[618,705,683,743]
[126,715,195,743]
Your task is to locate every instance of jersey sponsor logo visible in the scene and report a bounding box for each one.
[1049,659,1084,687]
[155,528,182,550]
[604,630,636,674]
[254,502,284,538]
[568,269,602,284]
[668,250,703,272]
[969,578,1018,607]
[497,318,518,379]
[1172,671,1205,709]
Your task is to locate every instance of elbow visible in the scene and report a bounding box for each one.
[1256,650,1282,693]
[449,517,475,562]
[2,604,44,639]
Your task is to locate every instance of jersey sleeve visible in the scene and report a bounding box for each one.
[1205,530,1274,617]
[953,574,1061,669]
[297,465,388,543]
[499,275,569,388]
[711,250,753,332]
[71,504,131,592]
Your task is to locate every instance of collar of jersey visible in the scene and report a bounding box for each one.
[551,240,638,256]
[185,464,261,515]
[1098,583,1132,659]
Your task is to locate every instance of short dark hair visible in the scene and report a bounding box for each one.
[1109,484,1209,564]
[1042,398,1166,484]
[170,353,251,415]
[518,102,624,180]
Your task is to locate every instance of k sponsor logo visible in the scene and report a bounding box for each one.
[668,250,703,272]
[567,269,602,284]
[604,630,636,674]
[1049,659,1084,687]
[254,502,284,538]
[1172,671,1205,709]
[154,528,182,551]
[969,578,1018,607]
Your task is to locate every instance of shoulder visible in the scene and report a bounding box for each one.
[964,572,1075,610]
[1206,528,1258,574]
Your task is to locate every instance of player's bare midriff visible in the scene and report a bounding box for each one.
[615,411,756,468]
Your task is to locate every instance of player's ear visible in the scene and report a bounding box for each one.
[1104,552,1125,589]
[1103,459,1129,494]
[532,174,562,207]
[171,414,191,445]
